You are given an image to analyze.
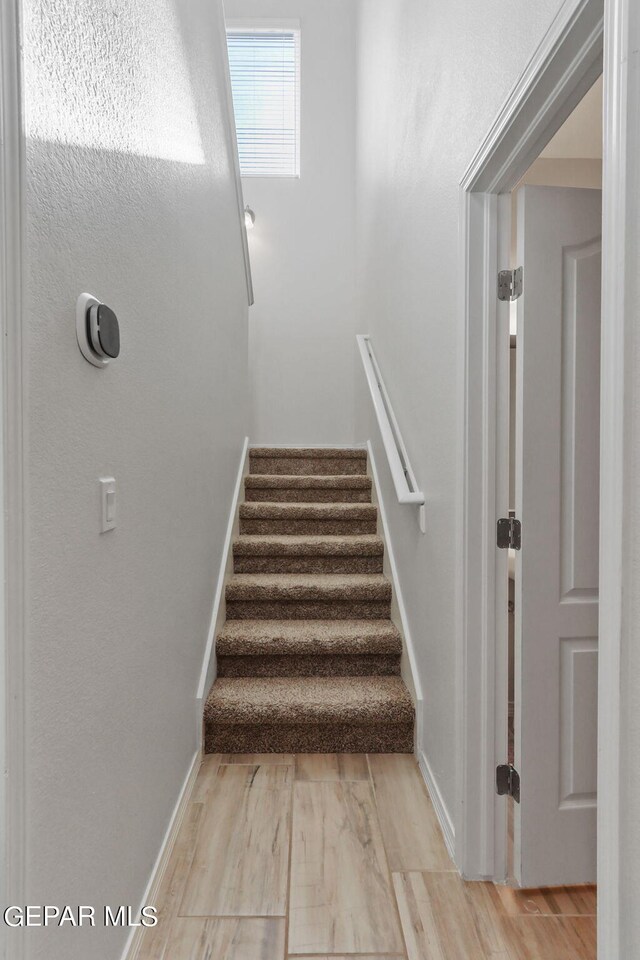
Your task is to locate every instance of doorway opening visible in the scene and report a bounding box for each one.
[457,0,604,896]
[505,73,603,888]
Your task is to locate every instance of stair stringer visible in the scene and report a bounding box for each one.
[196,436,250,742]
[366,440,424,754]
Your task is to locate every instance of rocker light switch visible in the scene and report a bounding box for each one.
[99,477,116,532]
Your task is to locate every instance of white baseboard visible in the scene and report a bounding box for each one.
[418,748,456,861]
[196,436,249,722]
[366,441,424,744]
[366,439,454,858]
[122,749,200,960]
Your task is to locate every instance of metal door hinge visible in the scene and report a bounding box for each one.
[497,516,521,550]
[498,266,523,301]
[496,763,520,803]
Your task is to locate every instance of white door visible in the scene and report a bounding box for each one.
[514,185,601,887]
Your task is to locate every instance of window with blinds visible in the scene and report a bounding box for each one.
[226,27,301,178]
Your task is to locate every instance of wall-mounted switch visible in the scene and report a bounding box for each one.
[99,477,116,532]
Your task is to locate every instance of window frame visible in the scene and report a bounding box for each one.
[226,19,301,179]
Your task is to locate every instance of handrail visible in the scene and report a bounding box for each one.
[218,2,254,306]
[356,335,426,532]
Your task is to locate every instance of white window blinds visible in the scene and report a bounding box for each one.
[226,28,300,177]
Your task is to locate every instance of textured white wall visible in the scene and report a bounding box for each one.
[225,0,358,446]
[21,2,248,958]
[354,0,566,820]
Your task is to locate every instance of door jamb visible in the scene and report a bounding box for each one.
[595,0,636,956]
[456,0,603,885]
[0,1,26,956]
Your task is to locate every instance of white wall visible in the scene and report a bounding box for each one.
[354,0,566,822]
[542,74,603,159]
[21,2,248,958]
[225,0,358,446]
[518,156,602,189]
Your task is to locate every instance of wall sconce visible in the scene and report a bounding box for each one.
[244,205,255,230]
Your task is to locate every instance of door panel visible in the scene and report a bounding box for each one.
[514,185,601,887]
[559,636,598,806]
[560,237,601,600]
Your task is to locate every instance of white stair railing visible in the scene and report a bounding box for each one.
[219,4,254,306]
[357,334,426,533]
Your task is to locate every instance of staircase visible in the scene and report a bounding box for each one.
[204,447,415,753]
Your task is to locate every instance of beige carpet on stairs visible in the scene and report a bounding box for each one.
[204,447,415,753]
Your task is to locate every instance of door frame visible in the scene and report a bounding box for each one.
[456,0,627,943]
[0,0,26,955]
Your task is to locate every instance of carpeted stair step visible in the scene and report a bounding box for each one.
[217,618,402,655]
[232,534,384,574]
[216,618,402,677]
[250,447,367,476]
[245,473,372,503]
[225,573,392,620]
[204,676,414,753]
[239,501,377,535]
[204,444,415,753]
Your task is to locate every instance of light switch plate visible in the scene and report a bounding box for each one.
[99,477,116,532]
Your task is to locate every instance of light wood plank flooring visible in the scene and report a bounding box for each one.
[179,763,292,918]
[137,753,596,960]
[289,779,403,954]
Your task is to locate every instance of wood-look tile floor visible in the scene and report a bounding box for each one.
[137,753,596,960]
